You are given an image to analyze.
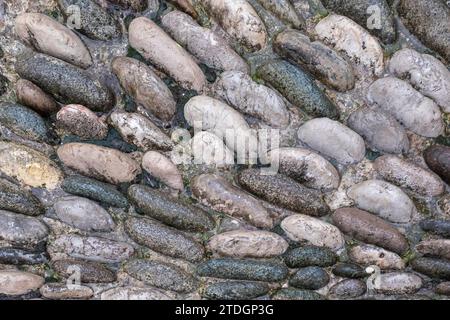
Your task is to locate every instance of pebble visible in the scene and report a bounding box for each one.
[40,282,93,300]
[53,196,115,232]
[397,0,450,61]
[257,0,304,28]
[332,263,367,279]
[281,214,345,252]
[0,102,53,143]
[124,259,197,293]
[191,174,274,229]
[57,142,141,184]
[284,246,337,268]
[0,178,44,216]
[190,132,235,167]
[289,266,329,290]
[375,155,444,196]
[203,281,269,300]
[274,29,354,92]
[423,145,450,185]
[15,12,92,68]
[128,184,214,232]
[436,282,450,296]
[0,271,44,296]
[331,207,409,255]
[0,247,47,265]
[347,179,415,223]
[197,258,289,282]
[62,175,128,208]
[125,216,205,262]
[268,148,340,191]
[328,279,367,299]
[15,79,58,115]
[207,230,288,258]
[52,258,116,283]
[272,288,324,300]
[348,244,406,270]
[315,14,384,75]
[212,71,289,128]
[297,118,365,165]
[256,60,339,119]
[202,0,267,52]
[347,107,410,154]
[161,11,248,74]
[420,219,450,238]
[109,111,173,151]
[0,210,48,248]
[128,17,206,92]
[389,49,450,113]
[411,257,450,280]
[416,240,450,260]
[108,0,147,11]
[367,77,444,138]
[58,0,121,41]
[321,0,396,44]
[56,104,108,140]
[111,57,176,122]
[237,169,330,216]
[100,286,173,300]
[16,53,113,112]
[167,0,197,18]
[48,234,134,263]
[141,151,183,191]
[372,272,422,294]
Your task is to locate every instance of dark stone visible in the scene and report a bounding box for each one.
[420,219,450,238]
[0,247,48,265]
[328,279,367,299]
[284,246,337,268]
[0,74,8,96]
[289,266,330,290]
[53,258,116,283]
[0,178,44,216]
[203,281,269,300]
[411,257,450,280]
[332,263,368,279]
[424,145,450,184]
[272,288,325,300]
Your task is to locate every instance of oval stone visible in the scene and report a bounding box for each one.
[190,132,235,167]
[0,247,48,265]
[100,286,173,300]
[331,207,409,254]
[0,271,44,296]
[284,246,337,268]
[416,240,450,260]
[257,0,304,28]
[297,118,365,165]
[272,288,324,300]
[0,178,43,216]
[52,258,116,283]
[420,219,450,238]
[332,263,367,279]
[329,279,367,299]
[423,145,450,185]
[15,79,58,115]
[0,210,48,248]
[141,151,183,191]
[203,281,269,300]
[411,257,450,280]
[207,230,288,258]
[349,244,405,270]
[40,282,93,300]
[289,266,329,290]
[372,272,422,294]
[57,143,141,184]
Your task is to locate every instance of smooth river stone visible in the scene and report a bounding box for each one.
[53,196,115,232]
[0,178,44,216]
[315,14,384,75]
[347,179,415,223]
[0,271,44,296]
[15,12,92,68]
[331,207,409,254]
[272,288,324,300]
[40,283,93,300]
[367,77,444,138]
[289,266,329,290]
[0,248,48,265]
[256,60,339,119]
[237,169,330,217]
[190,132,235,167]
[191,174,274,229]
[48,234,134,263]
[125,216,205,262]
[100,286,173,300]
[162,11,248,73]
[16,53,114,112]
[281,214,345,252]
[0,141,63,189]
[274,29,355,92]
[52,258,116,283]
[57,142,141,184]
[424,145,450,185]
[0,210,48,248]
[420,219,450,239]
[374,155,444,196]
[207,230,288,258]
[124,259,198,293]
[112,57,176,122]
[297,118,365,165]
[141,151,183,191]
[328,279,367,299]
[212,71,289,128]
[128,184,214,232]
[397,0,450,61]
[128,17,206,92]
[202,0,267,52]
[109,111,174,151]
[62,175,128,208]
[416,240,450,261]
[389,49,450,113]
[347,107,410,154]
[349,244,405,270]
[411,257,450,280]
[283,246,337,268]
[256,0,304,28]
[15,79,58,115]
[56,104,108,140]
[372,272,422,294]
[203,281,269,300]
[268,147,340,191]
[197,258,289,282]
